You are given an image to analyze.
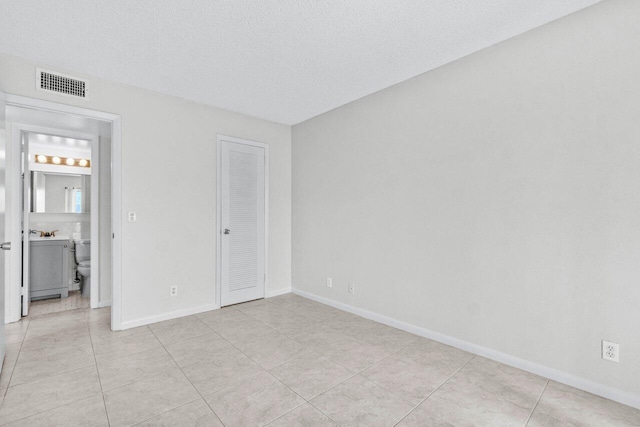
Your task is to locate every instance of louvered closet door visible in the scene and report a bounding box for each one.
[220,140,265,306]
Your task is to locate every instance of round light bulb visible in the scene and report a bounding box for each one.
[52,156,61,165]
[66,158,75,166]
[79,159,88,167]
[37,155,47,163]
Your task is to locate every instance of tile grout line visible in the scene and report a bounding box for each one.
[523,379,549,426]
[393,355,477,426]
[3,315,32,391]
[145,322,229,427]
[87,313,112,427]
[196,309,313,426]
[258,301,346,426]
[0,317,31,417]
[243,296,426,426]
[306,400,343,426]
[150,309,309,425]
[0,311,100,425]
[202,298,344,425]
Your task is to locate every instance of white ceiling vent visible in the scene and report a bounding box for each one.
[36,68,88,99]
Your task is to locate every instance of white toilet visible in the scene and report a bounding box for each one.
[74,239,91,298]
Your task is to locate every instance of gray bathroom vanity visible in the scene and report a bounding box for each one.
[29,238,70,300]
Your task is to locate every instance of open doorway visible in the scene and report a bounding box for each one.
[3,95,122,331]
[20,127,101,317]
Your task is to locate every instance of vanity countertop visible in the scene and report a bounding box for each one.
[28,235,70,242]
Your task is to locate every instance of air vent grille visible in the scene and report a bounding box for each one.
[36,68,88,99]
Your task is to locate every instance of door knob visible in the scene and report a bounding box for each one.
[223,229,231,235]
[0,242,11,251]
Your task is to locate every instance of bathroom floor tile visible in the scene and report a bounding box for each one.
[28,291,90,317]
[0,366,101,424]
[205,371,305,427]
[311,374,414,427]
[134,398,224,427]
[103,368,199,427]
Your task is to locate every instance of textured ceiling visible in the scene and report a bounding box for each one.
[0,0,601,125]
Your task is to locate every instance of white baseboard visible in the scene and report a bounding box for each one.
[119,303,219,330]
[119,290,291,330]
[292,288,640,410]
[266,287,291,298]
[97,300,112,308]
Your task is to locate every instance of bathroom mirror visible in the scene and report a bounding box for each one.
[30,171,91,213]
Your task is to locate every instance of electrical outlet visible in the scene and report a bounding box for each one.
[128,211,137,222]
[348,282,355,295]
[170,286,178,297]
[602,340,619,362]
[326,277,332,288]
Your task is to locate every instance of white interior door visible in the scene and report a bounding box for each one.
[21,132,30,316]
[0,91,8,366]
[220,139,265,307]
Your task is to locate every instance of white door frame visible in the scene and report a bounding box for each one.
[4,94,123,331]
[15,123,99,316]
[216,134,269,308]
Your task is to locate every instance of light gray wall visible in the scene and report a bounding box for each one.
[0,52,292,326]
[292,0,640,400]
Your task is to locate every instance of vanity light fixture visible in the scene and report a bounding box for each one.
[32,154,91,168]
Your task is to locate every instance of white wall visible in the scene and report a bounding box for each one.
[0,53,292,326]
[293,0,639,405]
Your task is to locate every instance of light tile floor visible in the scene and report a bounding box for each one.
[28,291,89,316]
[0,293,639,426]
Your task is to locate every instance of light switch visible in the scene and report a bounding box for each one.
[128,212,137,222]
